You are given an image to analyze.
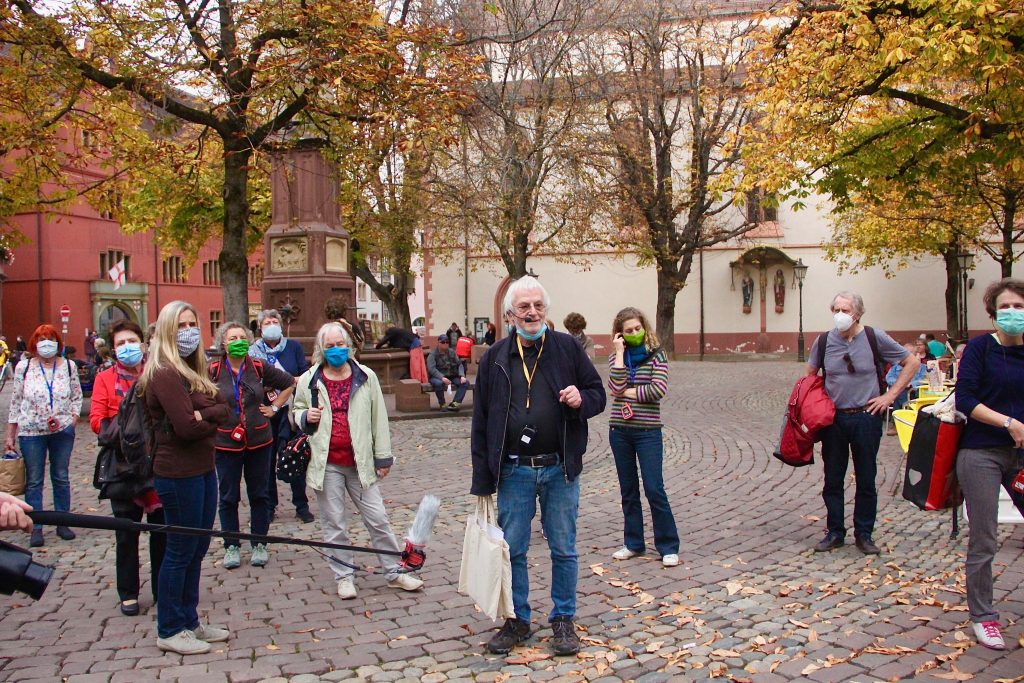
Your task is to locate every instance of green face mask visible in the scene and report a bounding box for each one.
[623,330,646,347]
[226,339,250,358]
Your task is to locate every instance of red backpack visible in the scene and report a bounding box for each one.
[773,374,835,467]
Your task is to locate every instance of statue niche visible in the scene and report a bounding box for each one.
[774,269,786,313]
[741,272,754,314]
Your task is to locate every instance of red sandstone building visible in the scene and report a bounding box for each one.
[1,199,263,351]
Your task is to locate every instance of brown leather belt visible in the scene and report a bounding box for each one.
[836,406,867,414]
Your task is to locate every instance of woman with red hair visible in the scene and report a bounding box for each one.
[4,324,83,547]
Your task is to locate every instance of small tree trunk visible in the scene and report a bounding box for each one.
[942,248,959,339]
[655,266,680,358]
[220,147,253,324]
[1000,189,1017,278]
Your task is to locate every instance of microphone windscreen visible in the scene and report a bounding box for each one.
[406,494,440,546]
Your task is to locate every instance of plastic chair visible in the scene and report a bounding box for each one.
[892,409,918,454]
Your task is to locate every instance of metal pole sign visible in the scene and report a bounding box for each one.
[59,304,70,335]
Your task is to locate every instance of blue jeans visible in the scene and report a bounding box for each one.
[19,426,75,529]
[215,444,272,547]
[429,377,468,405]
[820,411,883,539]
[609,427,679,555]
[154,472,217,639]
[497,461,579,623]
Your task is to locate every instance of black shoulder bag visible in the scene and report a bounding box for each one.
[277,370,321,484]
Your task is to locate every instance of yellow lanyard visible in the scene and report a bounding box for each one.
[516,333,545,409]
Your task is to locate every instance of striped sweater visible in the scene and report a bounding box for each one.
[607,349,669,429]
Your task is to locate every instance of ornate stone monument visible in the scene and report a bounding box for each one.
[262,140,356,350]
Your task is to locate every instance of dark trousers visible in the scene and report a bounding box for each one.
[267,412,310,514]
[820,411,883,539]
[215,444,272,547]
[154,472,216,639]
[429,376,468,405]
[609,426,679,556]
[109,498,166,603]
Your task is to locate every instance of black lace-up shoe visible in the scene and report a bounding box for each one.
[550,616,580,655]
[486,618,531,654]
[813,532,844,552]
[855,535,881,555]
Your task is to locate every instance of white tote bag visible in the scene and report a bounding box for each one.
[458,495,514,620]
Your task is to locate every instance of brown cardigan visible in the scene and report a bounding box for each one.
[144,366,229,478]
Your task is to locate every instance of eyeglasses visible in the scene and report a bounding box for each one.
[514,302,547,315]
[842,353,855,374]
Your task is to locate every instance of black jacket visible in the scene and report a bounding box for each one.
[470,331,606,495]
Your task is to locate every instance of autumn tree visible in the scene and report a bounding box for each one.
[6,0,472,322]
[749,0,1024,281]
[327,1,476,329]
[0,22,152,236]
[432,0,605,279]
[580,0,762,356]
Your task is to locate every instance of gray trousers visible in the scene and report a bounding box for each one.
[956,446,1024,623]
[315,464,402,582]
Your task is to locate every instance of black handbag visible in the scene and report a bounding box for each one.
[277,369,321,484]
[277,433,311,483]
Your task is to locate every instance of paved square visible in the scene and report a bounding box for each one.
[1,360,1021,682]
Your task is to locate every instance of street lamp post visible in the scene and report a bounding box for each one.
[956,251,974,343]
[794,259,808,363]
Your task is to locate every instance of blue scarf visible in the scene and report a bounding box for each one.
[249,337,287,365]
[625,345,649,383]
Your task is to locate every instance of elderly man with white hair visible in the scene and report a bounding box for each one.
[471,276,606,657]
[806,291,919,556]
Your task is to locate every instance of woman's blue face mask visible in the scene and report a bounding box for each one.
[324,346,349,367]
[995,308,1024,336]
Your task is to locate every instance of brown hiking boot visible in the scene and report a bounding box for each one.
[486,618,531,654]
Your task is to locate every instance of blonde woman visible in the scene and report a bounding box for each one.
[292,322,423,599]
[137,301,229,655]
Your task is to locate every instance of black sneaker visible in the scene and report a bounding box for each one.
[297,509,315,523]
[30,528,44,547]
[56,526,76,541]
[813,532,844,552]
[855,535,881,555]
[486,618,531,654]
[550,616,580,656]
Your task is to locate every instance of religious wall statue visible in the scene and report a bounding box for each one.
[741,272,754,314]
[774,269,786,313]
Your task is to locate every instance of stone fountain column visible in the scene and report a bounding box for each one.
[262,140,356,352]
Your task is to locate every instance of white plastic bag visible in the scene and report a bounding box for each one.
[458,495,514,621]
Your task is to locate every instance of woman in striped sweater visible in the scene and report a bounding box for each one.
[607,307,680,567]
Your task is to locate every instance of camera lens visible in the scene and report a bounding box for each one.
[21,560,55,600]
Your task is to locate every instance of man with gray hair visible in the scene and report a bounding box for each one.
[471,276,606,656]
[806,291,919,555]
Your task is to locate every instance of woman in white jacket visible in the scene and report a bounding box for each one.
[291,322,424,599]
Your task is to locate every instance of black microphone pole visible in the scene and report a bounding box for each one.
[29,511,402,557]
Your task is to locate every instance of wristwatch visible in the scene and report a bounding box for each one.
[271,405,280,414]
[1004,416,1013,430]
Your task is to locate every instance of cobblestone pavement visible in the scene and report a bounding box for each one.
[1,360,1022,682]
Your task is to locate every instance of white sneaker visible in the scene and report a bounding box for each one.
[387,573,424,592]
[250,543,269,567]
[157,630,211,655]
[223,545,241,570]
[662,554,680,567]
[612,547,641,560]
[337,577,357,599]
[972,621,1005,650]
[192,622,229,643]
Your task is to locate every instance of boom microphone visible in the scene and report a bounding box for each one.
[400,494,440,571]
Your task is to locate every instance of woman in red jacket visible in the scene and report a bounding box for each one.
[89,320,165,617]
